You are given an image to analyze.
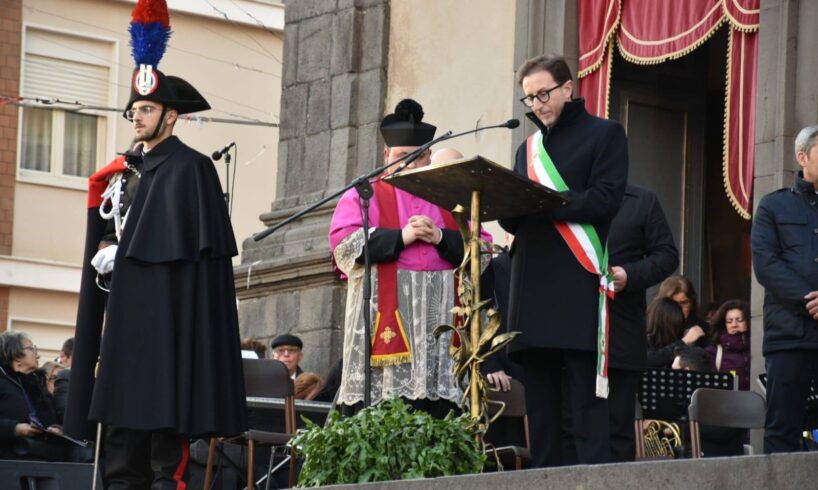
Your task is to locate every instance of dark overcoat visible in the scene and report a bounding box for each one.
[607,185,679,371]
[751,172,818,355]
[66,136,247,439]
[499,98,628,358]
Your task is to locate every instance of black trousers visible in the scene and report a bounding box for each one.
[522,348,611,467]
[764,349,818,453]
[607,368,641,462]
[103,427,190,490]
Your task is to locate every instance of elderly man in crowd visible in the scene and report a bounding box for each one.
[270,334,305,380]
[752,124,818,453]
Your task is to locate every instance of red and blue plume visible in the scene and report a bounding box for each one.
[129,0,171,67]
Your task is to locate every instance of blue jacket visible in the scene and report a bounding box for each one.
[751,173,818,354]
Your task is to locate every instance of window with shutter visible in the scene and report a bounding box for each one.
[18,27,114,188]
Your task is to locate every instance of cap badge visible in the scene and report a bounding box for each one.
[134,64,158,96]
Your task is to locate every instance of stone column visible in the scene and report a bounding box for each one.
[236,0,390,376]
[750,0,818,449]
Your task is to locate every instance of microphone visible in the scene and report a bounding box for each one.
[503,118,520,129]
[441,118,519,142]
[212,142,236,161]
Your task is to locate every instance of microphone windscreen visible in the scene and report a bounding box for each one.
[212,151,222,160]
[505,118,520,129]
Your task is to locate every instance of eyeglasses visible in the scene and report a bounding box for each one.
[273,346,301,355]
[125,105,159,121]
[519,81,567,107]
[23,345,38,355]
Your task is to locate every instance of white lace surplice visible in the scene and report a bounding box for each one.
[333,229,461,406]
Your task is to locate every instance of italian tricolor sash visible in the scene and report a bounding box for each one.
[370,181,460,367]
[526,131,614,398]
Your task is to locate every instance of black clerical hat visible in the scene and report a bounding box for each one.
[380,99,436,147]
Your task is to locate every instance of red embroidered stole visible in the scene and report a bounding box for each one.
[370,181,460,366]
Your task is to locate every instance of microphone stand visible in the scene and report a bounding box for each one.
[251,119,513,408]
[223,150,231,208]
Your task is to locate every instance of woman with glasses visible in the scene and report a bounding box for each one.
[658,275,708,347]
[0,330,63,460]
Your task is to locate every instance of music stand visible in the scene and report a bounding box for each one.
[385,156,566,419]
[638,368,735,422]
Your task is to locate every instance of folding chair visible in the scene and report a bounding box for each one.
[204,359,297,489]
[688,388,765,458]
[484,378,531,470]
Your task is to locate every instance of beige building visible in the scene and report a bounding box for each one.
[0,0,283,360]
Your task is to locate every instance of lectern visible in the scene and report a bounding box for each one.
[385,156,566,420]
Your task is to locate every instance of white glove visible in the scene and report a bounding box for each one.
[91,245,118,275]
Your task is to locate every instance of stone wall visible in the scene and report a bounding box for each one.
[237,0,390,376]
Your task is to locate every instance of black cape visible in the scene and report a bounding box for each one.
[66,136,247,439]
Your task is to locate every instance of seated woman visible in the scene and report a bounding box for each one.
[646,298,707,368]
[0,331,65,460]
[40,361,63,396]
[658,275,708,347]
[706,300,751,391]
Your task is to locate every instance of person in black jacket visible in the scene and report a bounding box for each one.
[658,275,708,347]
[607,184,679,461]
[499,55,628,467]
[646,298,703,368]
[752,124,818,453]
[0,331,62,460]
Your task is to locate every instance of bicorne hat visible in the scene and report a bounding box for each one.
[123,0,210,118]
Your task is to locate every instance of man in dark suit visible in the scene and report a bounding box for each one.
[500,55,628,467]
[607,184,679,461]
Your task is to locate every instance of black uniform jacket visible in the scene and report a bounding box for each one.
[499,98,628,357]
[751,172,818,355]
[608,185,679,371]
[66,136,247,439]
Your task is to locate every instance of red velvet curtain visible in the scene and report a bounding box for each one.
[577,0,620,118]
[577,0,759,218]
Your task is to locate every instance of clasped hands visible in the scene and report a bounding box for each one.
[402,215,442,246]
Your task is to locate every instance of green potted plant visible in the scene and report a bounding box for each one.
[290,398,486,486]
